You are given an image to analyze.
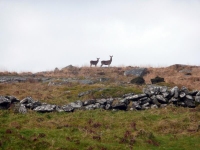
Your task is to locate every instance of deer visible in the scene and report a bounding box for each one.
[90,58,100,67]
[101,55,113,67]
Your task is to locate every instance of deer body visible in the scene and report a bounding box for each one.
[90,58,100,67]
[101,56,113,67]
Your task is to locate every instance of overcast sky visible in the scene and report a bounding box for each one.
[0,0,200,72]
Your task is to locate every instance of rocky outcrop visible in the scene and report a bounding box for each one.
[0,76,50,83]
[124,68,147,77]
[0,85,200,113]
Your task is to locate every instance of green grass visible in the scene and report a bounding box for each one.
[0,82,200,149]
[1,106,200,150]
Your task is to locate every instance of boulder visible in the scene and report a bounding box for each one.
[130,77,145,85]
[124,68,147,77]
[151,76,165,84]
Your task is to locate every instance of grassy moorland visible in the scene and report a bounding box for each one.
[0,65,200,150]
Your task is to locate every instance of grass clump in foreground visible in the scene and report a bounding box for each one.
[1,106,200,150]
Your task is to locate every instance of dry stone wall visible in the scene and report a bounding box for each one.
[0,85,200,113]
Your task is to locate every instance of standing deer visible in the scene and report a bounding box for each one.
[90,58,100,67]
[101,55,113,67]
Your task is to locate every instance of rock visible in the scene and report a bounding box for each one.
[62,105,74,112]
[78,90,91,97]
[160,86,168,93]
[18,105,27,114]
[160,104,168,108]
[150,95,161,106]
[179,69,192,74]
[170,86,179,98]
[95,103,101,109]
[106,98,114,104]
[20,97,35,104]
[131,101,142,110]
[183,98,195,108]
[69,100,83,109]
[143,85,162,96]
[162,92,170,98]
[151,104,158,109]
[125,94,147,101]
[34,104,57,112]
[0,96,11,109]
[85,104,96,110]
[54,67,59,73]
[179,92,186,98]
[177,102,186,107]
[5,96,20,103]
[105,104,112,110]
[139,97,151,105]
[186,95,193,100]
[56,106,64,112]
[122,93,134,98]
[119,99,130,105]
[195,96,200,103]
[62,65,76,70]
[196,91,200,96]
[130,77,145,85]
[124,68,147,77]
[12,102,27,114]
[79,79,94,84]
[189,90,198,96]
[83,99,96,106]
[156,95,168,103]
[100,78,109,82]
[141,102,150,110]
[26,101,42,110]
[96,99,107,105]
[181,87,189,95]
[151,76,165,84]
[169,97,179,103]
[112,103,127,110]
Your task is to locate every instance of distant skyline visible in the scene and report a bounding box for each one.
[0,0,200,72]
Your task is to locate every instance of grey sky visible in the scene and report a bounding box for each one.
[0,0,200,72]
